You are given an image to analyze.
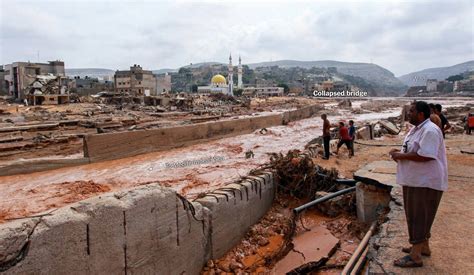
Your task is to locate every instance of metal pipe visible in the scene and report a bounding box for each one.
[335,179,357,186]
[316,172,357,186]
[350,245,369,275]
[341,221,377,275]
[293,186,356,214]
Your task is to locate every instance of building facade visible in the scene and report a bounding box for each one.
[242,87,284,97]
[4,61,66,99]
[156,73,172,94]
[114,65,157,96]
[426,79,438,92]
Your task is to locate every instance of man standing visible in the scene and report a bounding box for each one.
[389,101,447,268]
[348,120,356,156]
[428,103,442,129]
[321,114,331,160]
[435,104,451,138]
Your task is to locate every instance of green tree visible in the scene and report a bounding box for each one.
[446,74,463,82]
[277,83,290,94]
[234,89,243,96]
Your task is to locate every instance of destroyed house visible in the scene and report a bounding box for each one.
[4,61,66,100]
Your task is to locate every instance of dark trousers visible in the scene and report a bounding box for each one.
[323,136,330,158]
[402,186,443,244]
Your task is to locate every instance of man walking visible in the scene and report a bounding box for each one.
[321,114,331,160]
[336,121,353,157]
[389,101,447,268]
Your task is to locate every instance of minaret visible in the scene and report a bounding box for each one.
[237,55,243,89]
[228,53,234,96]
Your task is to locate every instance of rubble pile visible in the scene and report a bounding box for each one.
[256,150,339,199]
[27,74,65,96]
[360,100,405,112]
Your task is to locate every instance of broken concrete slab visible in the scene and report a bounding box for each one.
[378,120,400,135]
[353,160,397,189]
[353,161,397,223]
[273,225,339,274]
[356,125,372,140]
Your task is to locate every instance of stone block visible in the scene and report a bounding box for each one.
[356,182,391,223]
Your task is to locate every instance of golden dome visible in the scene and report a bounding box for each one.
[211,74,227,85]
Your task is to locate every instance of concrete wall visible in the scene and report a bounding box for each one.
[0,158,90,177]
[282,104,322,124]
[84,104,323,163]
[84,114,283,162]
[0,174,276,274]
[0,184,210,274]
[195,172,274,259]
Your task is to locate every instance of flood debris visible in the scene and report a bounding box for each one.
[257,149,339,199]
[204,150,360,274]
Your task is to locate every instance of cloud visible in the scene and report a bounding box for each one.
[1,0,472,76]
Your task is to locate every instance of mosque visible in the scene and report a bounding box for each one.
[197,54,243,96]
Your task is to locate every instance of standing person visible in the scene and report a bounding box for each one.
[428,103,442,129]
[435,104,451,138]
[321,114,331,160]
[466,113,474,135]
[335,121,353,157]
[389,101,447,268]
[348,120,356,156]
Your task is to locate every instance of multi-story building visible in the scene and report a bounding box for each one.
[0,66,7,95]
[426,79,438,92]
[156,73,172,94]
[114,65,157,96]
[69,76,114,96]
[4,61,66,99]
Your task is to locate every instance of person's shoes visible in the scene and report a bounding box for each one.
[401,247,431,256]
[322,157,329,160]
[393,255,423,268]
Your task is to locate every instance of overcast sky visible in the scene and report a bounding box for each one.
[0,0,472,76]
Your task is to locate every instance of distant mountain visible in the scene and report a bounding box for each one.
[66,68,115,78]
[398,61,474,87]
[152,68,177,74]
[182,62,224,69]
[246,60,407,95]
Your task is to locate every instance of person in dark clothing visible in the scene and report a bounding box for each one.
[336,121,353,157]
[348,120,356,156]
[321,114,331,160]
[435,104,450,138]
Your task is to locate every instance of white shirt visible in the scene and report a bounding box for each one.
[396,118,448,191]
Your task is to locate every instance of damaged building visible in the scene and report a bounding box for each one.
[3,61,69,105]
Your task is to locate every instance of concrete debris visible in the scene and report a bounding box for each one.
[378,120,400,135]
[338,99,352,108]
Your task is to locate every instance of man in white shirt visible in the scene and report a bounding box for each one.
[389,101,447,268]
